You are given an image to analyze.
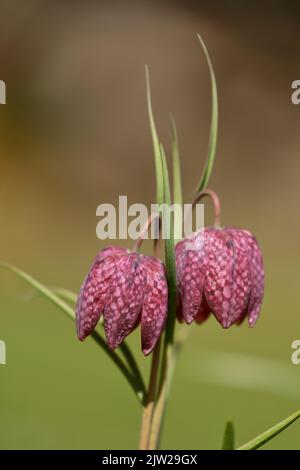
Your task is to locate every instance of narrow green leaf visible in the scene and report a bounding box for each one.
[145,65,164,206]
[52,286,143,387]
[237,408,300,450]
[160,144,171,207]
[0,261,146,404]
[195,33,218,194]
[170,116,183,243]
[170,116,182,207]
[0,262,75,320]
[160,146,177,345]
[51,287,78,304]
[222,419,235,450]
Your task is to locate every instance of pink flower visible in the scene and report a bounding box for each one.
[176,227,264,328]
[76,246,168,355]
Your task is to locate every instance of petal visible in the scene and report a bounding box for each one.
[97,246,128,261]
[175,236,205,324]
[195,295,211,324]
[226,228,252,322]
[204,228,249,328]
[76,247,126,340]
[141,256,168,355]
[104,254,146,350]
[238,230,264,327]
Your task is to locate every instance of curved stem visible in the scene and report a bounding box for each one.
[52,285,146,398]
[91,330,145,404]
[132,214,159,253]
[118,341,146,402]
[191,188,222,228]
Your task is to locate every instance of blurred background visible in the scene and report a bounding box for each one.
[1,0,300,450]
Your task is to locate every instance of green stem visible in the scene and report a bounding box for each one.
[139,340,161,449]
[148,342,174,449]
[147,147,178,449]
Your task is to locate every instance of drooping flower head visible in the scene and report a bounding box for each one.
[76,246,168,355]
[176,190,264,328]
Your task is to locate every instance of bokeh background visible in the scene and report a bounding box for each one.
[1,0,300,450]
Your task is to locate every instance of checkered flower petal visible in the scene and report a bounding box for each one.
[76,247,169,355]
[175,237,205,324]
[176,227,264,329]
[104,254,146,350]
[141,257,168,355]
[76,246,127,340]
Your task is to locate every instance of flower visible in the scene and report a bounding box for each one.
[175,227,264,328]
[76,246,168,355]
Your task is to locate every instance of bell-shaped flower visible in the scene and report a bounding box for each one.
[76,246,168,355]
[176,227,264,328]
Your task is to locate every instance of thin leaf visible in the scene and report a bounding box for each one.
[222,419,235,450]
[170,116,182,207]
[195,33,218,194]
[52,286,144,389]
[238,408,300,450]
[0,262,75,320]
[0,261,146,404]
[145,65,164,206]
[51,287,78,304]
[160,145,177,345]
[170,116,183,243]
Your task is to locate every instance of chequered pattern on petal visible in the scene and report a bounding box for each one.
[176,227,264,329]
[104,254,146,350]
[217,228,252,326]
[141,256,168,355]
[76,247,127,340]
[235,229,264,327]
[175,237,204,324]
[202,228,240,328]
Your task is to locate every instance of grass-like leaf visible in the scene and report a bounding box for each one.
[160,145,177,344]
[0,261,146,404]
[195,33,218,194]
[170,116,182,207]
[52,286,144,392]
[170,116,183,244]
[237,408,300,450]
[222,419,235,450]
[145,65,164,206]
[51,286,78,304]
